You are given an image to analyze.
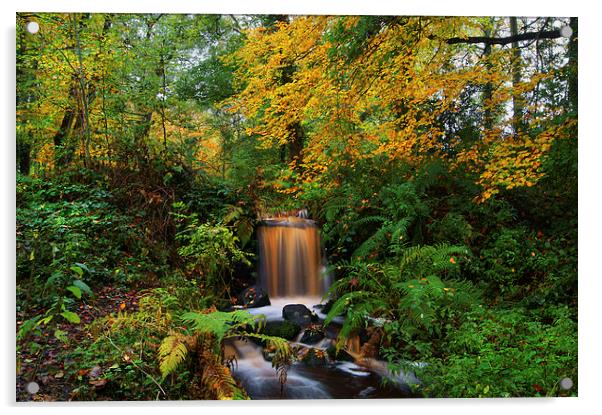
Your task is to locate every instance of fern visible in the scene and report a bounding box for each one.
[323,242,480,360]
[350,182,428,260]
[353,218,411,259]
[157,309,294,398]
[323,196,353,223]
[352,215,388,227]
[158,332,192,378]
[323,291,386,351]
[398,244,468,278]
[200,350,248,400]
[181,310,263,350]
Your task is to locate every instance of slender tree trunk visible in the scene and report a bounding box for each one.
[482,39,493,131]
[287,122,304,165]
[510,17,524,136]
[16,25,33,175]
[71,13,92,167]
[568,17,578,113]
[159,56,168,152]
[53,80,77,167]
[17,141,31,175]
[99,14,114,165]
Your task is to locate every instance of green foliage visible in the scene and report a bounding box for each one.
[415,305,577,397]
[325,244,478,358]
[16,173,167,298]
[180,310,261,351]
[428,212,474,245]
[175,208,252,299]
[67,289,182,400]
[158,332,192,379]
[158,308,293,399]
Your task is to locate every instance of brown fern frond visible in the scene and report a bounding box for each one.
[200,351,248,400]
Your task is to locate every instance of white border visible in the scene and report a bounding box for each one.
[2,1,599,415]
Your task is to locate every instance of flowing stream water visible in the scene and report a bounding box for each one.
[229,216,417,399]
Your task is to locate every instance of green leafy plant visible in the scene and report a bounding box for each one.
[158,309,293,399]
[325,244,479,360]
[173,203,252,301]
[415,305,577,397]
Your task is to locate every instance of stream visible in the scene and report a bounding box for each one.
[232,216,418,399]
[227,298,418,399]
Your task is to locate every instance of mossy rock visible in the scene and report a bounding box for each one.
[298,347,330,367]
[261,320,301,341]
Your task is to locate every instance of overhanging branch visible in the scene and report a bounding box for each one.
[445,29,561,46]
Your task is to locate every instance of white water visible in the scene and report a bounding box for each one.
[229,340,331,399]
[232,215,415,398]
[245,296,324,321]
[231,299,418,399]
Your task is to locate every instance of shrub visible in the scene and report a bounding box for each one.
[415,305,577,397]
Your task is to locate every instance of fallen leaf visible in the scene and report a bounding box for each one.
[89,379,108,388]
[54,371,64,379]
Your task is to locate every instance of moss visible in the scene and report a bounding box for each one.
[261,320,301,341]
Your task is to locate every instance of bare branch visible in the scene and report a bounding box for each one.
[445,29,561,46]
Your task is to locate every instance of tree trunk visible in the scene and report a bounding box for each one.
[482,30,494,131]
[510,17,524,136]
[16,21,33,175]
[567,17,578,113]
[287,122,304,165]
[17,141,31,175]
[53,81,78,167]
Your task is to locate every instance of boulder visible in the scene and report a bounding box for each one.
[262,320,301,341]
[297,347,330,367]
[326,345,355,362]
[238,286,270,308]
[299,324,325,344]
[282,304,318,327]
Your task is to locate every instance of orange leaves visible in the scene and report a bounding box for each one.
[473,118,576,202]
[225,15,573,200]
[225,16,332,151]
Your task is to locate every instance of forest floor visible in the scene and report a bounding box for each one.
[16,286,142,401]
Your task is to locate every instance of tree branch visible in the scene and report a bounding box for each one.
[445,29,561,46]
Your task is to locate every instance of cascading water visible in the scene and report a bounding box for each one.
[229,213,416,399]
[257,217,329,299]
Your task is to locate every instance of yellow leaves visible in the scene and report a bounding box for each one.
[158,333,189,378]
[473,117,576,202]
[225,15,574,198]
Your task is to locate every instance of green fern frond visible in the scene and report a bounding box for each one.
[352,215,388,227]
[181,310,262,346]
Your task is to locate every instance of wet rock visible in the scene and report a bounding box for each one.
[262,320,301,341]
[326,345,355,362]
[299,324,325,344]
[282,304,318,327]
[298,347,330,367]
[238,286,270,308]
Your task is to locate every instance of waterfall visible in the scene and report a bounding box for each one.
[257,216,328,298]
[230,214,414,399]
